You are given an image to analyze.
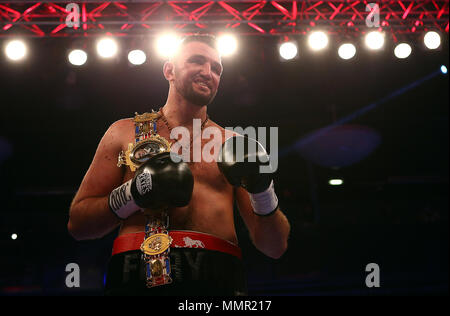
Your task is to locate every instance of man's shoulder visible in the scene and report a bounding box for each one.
[101,117,134,144]
[108,117,134,132]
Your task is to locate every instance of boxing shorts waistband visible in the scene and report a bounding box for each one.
[112,230,242,259]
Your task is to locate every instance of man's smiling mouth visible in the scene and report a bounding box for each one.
[194,80,211,90]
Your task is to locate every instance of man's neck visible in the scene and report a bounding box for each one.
[161,92,208,128]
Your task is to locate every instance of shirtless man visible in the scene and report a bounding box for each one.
[67,34,290,296]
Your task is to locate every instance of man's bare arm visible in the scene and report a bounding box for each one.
[68,196,119,240]
[68,119,130,240]
[235,186,290,259]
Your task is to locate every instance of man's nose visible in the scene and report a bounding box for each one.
[199,62,212,77]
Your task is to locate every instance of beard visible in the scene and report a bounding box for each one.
[174,76,217,107]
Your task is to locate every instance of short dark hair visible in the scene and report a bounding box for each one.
[179,33,217,50]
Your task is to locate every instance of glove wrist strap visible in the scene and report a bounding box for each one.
[108,179,140,219]
[249,180,279,216]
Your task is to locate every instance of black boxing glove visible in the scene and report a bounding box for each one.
[217,135,279,216]
[108,152,194,219]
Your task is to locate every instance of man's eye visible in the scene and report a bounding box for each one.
[190,57,204,64]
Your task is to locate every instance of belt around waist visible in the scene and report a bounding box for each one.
[112,230,242,259]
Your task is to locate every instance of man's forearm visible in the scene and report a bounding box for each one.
[68,196,121,241]
[251,208,290,259]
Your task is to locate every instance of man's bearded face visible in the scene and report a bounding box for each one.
[172,42,223,107]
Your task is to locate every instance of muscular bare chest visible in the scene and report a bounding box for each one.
[118,119,236,242]
[120,119,226,186]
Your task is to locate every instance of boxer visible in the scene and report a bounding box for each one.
[68,34,290,295]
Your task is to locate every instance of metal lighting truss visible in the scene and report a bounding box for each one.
[0,1,447,40]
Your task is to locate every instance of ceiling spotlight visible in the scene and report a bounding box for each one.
[441,65,448,74]
[338,43,356,60]
[128,49,146,65]
[96,37,118,58]
[155,33,180,59]
[394,43,412,59]
[279,41,298,60]
[365,31,385,50]
[11,233,18,240]
[308,31,329,51]
[424,31,441,50]
[68,49,87,66]
[329,179,343,186]
[5,39,27,61]
[217,34,238,57]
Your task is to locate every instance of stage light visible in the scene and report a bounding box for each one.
[338,43,356,60]
[308,31,329,51]
[424,31,441,49]
[365,31,385,50]
[11,233,17,240]
[4,39,27,61]
[156,33,180,59]
[128,49,146,65]
[96,37,118,58]
[217,34,238,57]
[329,179,343,186]
[441,65,448,74]
[394,43,412,59]
[279,41,298,60]
[68,49,87,66]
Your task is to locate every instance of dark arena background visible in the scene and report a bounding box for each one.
[0,0,448,296]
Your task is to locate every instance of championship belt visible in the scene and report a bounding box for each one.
[117,110,173,288]
[141,211,173,287]
[117,111,170,172]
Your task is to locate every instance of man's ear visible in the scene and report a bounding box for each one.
[163,61,175,81]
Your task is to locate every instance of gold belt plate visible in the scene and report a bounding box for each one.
[118,135,171,172]
[140,233,173,256]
